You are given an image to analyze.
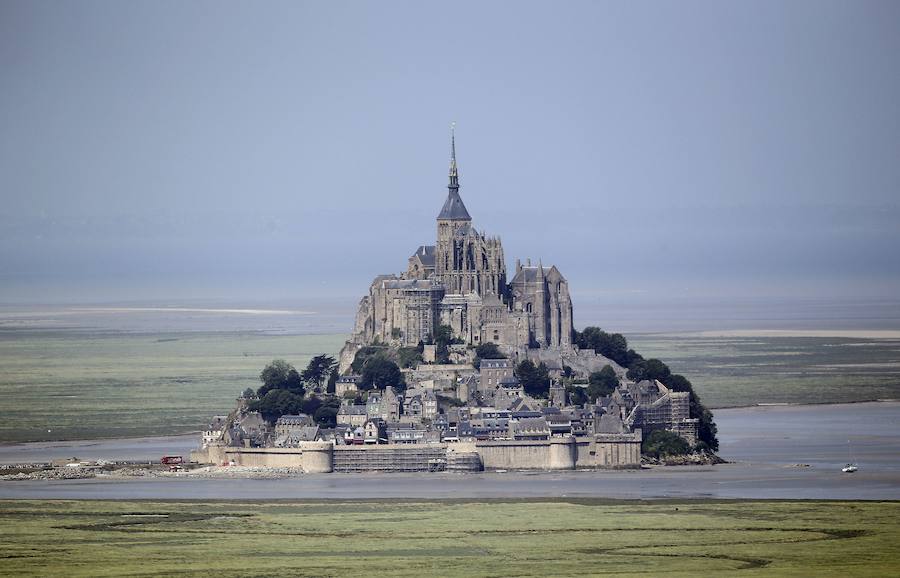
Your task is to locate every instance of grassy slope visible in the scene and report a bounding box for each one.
[0,500,898,577]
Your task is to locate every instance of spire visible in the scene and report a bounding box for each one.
[437,123,471,221]
[449,122,459,189]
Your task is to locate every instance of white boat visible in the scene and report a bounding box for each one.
[841,440,858,473]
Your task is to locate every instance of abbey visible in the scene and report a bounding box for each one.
[345,131,574,360]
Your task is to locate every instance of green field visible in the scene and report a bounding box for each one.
[628,334,900,408]
[0,332,346,442]
[0,500,897,577]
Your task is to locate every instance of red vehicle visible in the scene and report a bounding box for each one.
[160,456,183,465]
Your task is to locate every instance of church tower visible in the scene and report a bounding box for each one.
[433,126,507,298]
[435,125,473,293]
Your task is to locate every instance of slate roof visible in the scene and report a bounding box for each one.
[437,189,471,221]
[411,245,436,267]
[511,266,544,284]
[276,414,312,427]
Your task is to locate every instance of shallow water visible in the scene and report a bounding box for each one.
[2,402,898,500]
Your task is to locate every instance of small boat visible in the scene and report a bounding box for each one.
[841,440,858,473]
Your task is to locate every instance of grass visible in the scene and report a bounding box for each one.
[0,499,898,577]
[627,334,900,407]
[0,331,347,442]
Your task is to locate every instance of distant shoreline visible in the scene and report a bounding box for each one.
[713,398,900,411]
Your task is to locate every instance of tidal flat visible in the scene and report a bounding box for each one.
[0,331,347,442]
[0,500,898,577]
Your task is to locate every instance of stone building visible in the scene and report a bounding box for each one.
[479,358,513,390]
[340,129,574,371]
[616,380,699,446]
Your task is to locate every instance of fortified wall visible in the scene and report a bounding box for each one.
[192,432,641,473]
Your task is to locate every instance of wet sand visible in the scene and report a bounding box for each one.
[0,433,198,464]
[1,402,898,500]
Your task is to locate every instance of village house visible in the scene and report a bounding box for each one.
[364,418,387,444]
[337,403,368,428]
[274,414,314,437]
[479,358,514,390]
[509,417,551,441]
[202,415,228,447]
[335,375,360,397]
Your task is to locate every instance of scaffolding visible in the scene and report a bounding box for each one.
[333,445,448,473]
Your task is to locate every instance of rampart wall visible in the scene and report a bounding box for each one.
[192,434,641,473]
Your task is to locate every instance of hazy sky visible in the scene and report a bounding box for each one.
[2,1,899,306]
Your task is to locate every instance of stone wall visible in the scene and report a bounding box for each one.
[573,431,642,469]
[192,434,641,473]
[191,442,334,473]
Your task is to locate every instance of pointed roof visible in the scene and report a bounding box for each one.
[438,123,472,221]
[438,189,471,220]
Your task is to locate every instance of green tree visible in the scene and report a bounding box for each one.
[515,360,551,399]
[258,359,304,397]
[473,342,505,370]
[475,342,505,359]
[326,367,339,394]
[432,324,456,363]
[313,397,342,428]
[350,346,389,373]
[397,346,423,369]
[241,387,255,399]
[249,389,304,422]
[587,365,619,402]
[301,395,322,416]
[300,355,338,392]
[359,356,406,392]
[642,430,692,458]
[566,385,588,406]
[574,327,631,367]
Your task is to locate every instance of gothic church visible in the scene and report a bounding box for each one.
[344,130,574,364]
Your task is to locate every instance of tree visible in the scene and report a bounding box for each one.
[249,389,304,422]
[314,397,342,428]
[587,365,619,402]
[475,342,505,359]
[359,355,406,392]
[350,346,389,374]
[574,327,630,367]
[515,360,550,399]
[241,387,256,400]
[301,395,323,417]
[642,430,692,458]
[397,346,423,369]
[566,385,588,406]
[326,367,339,394]
[258,359,304,397]
[433,324,456,363]
[300,355,338,392]
[473,342,505,370]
